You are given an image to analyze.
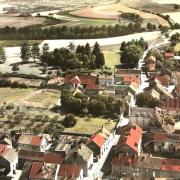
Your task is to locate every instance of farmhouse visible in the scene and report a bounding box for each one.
[17,134,52,152]
[114,124,142,155]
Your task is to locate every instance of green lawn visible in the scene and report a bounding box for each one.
[104,50,121,68]
[64,117,116,134]
[174,43,180,52]
[78,18,117,27]
[0,40,43,47]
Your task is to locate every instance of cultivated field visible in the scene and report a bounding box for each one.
[70,3,169,26]
[0,15,46,28]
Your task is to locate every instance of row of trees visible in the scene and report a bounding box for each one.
[61,90,127,116]
[0,22,157,40]
[120,38,146,68]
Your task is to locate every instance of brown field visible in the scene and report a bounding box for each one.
[0,15,46,28]
[70,3,169,26]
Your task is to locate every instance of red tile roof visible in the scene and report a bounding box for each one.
[123,75,139,83]
[164,52,174,59]
[115,125,142,153]
[0,144,8,156]
[18,150,64,164]
[161,159,180,172]
[154,132,180,143]
[31,136,42,146]
[29,162,42,179]
[154,133,166,142]
[65,74,99,90]
[44,153,64,164]
[112,154,180,173]
[58,164,81,178]
[155,75,170,86]
[88,133,106,148]
[29,162,58,179]
[162,98,180,110]
[112,154,137,166]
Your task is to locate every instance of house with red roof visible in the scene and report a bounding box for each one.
[86,127,113,159]
[64,74,100,95]
[113,124,142,155]
[0,144,18,177]
[111,153,180,178]
[29,162,59,180]
[58,164,83,180]
[18,150,64,169]
[164,52,174,59]
[17,134,52,152]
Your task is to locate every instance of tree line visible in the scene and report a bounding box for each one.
[19,42,105,71]
[0,22,157,40]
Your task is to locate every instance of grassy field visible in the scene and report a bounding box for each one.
[64,117,116,134]
[174,43,180,52]
[0,87,36,105]
[0,40,43,47]
[28,90,60,108]
[104,50,120,68]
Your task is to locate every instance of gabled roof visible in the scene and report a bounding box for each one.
[87,133,106,148]
[0,144,18,163]
[65,74,99,90]
[18,150,64,164]
[29,162,58,179]
[112,154,180,173]
[115,124,142,153]
[123,75,139,83]
[164,52,174,59]
[58,164,81,178]
[18,134,43,146]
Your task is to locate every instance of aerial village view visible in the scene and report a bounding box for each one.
[0,0,180,179]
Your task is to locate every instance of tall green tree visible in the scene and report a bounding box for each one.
[92,42,101,56]
[68,42,75,52]
[96,52,105,68]
[0,47,6,63]
[31,43,40,62]
[42,43,49,55]
[20,43,30,63]
[121,44,143,68]
[85,43,91,55]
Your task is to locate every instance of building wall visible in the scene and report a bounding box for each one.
[8,157,18,177]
